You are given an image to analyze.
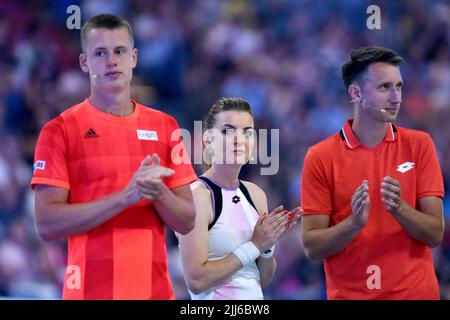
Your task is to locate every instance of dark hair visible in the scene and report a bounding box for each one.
[342,46,405,89]
[80,14,134,51]
[202,98,254,171]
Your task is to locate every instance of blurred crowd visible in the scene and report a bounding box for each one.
[0,0,449,299]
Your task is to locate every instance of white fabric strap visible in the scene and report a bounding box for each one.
[233,241,261,266]
[260,245,275,259]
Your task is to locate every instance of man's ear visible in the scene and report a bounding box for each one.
[131,48,138,69]
[348,84,361,103]
[79,53,89,74]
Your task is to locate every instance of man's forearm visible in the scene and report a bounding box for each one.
[391,202,444,247]
[153,185,195,235]
[303,216,361,261]
[36,189,134,241]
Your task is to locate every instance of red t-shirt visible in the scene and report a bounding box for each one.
[301,119,444,299]
[30,99,197,299]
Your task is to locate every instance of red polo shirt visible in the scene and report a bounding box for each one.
[301,119,444,299]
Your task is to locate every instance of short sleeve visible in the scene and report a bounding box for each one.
[416,134,444,199]
[30,118,70,190]
[164,116,197,190]
[300,148,332,215]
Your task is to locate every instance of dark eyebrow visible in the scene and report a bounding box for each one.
[93,46,127,51]
[222,124,254,130]
[222,124,236,129]
[377,81,393,89]
[377,80,403,89]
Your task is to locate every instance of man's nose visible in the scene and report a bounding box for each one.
[106,52,118,66]
[390,88,402,104]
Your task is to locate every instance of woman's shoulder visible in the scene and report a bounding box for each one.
[240,180,267,203]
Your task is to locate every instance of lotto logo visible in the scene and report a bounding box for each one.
[34,160,46,171]
[396,162,415,173]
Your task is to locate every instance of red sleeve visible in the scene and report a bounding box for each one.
[164,116,197,189]
[416,133,444,199]
[300,148,332,215]
[30,118,70,190]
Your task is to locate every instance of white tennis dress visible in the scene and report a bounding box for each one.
[189,176,263,300]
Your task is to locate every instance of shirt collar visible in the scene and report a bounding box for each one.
[340,119,396,149]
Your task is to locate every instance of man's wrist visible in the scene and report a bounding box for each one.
[348,215,363,233]
[392,199,407,217]
[119,187,139,207]
[152,183,169,203]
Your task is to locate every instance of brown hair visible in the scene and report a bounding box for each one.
[202,98,253,171]
[80,14,134,52]
[342,46,404,89]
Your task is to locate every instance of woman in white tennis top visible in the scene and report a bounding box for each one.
[178,98,301,300]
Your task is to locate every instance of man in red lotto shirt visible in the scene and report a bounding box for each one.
[30,14,197,299]
[301,46,445,299]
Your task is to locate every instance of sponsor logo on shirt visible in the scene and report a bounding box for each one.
[396,161,415,173]
[84,128,99,138]
[34,160,46,171]
[137,129,158,141]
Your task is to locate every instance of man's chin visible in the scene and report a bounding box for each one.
[382,113,398,123]
[97,83,127,93]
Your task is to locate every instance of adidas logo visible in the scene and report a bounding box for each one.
[84,128,99,139]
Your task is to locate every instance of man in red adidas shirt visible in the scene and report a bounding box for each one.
[30,14,197,299]
[301,46,445,299]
